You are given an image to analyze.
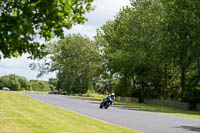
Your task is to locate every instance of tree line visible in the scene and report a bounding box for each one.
[35,0,200,109]
[0,74,55,91]
[95,0,200,108]
[1,0,199,109]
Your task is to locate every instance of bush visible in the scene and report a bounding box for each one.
[181,88,200,109]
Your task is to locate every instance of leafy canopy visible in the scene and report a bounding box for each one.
[33,34,102,94]
[0,0,94,59]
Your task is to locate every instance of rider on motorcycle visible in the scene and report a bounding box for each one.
[100,93,115,109]
[107,93,115,102]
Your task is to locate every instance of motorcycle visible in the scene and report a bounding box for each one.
[100,96,114,109]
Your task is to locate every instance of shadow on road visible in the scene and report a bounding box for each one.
[176,126,200,132]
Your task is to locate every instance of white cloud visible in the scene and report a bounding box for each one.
[64,24,97,39]
[0,55,56,81]
[85,0,130,27]
[0,0,131,81]
[63,0,131,39]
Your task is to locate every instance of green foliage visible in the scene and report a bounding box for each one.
[0,74,54,91]
[30,80,53,91]
[181,88,200,109]
[0,0,94,59]
[0,74,23,91]
[36,34,102,94]
[48,78,57,87]
[96,0,165,99]
[0,91,137,133]
[95,0,200,108]
[9,79,21,91]
[25,0,200,108]
[17,76,30,90]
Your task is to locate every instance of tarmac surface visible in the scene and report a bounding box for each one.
[27,93,200,133]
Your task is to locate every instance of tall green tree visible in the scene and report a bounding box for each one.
[161,0,200,91]
[96,0,166,98]
[38,34,102,94]
[96,0,200,105]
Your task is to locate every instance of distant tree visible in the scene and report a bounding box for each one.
[0,76,8,89]
[34,34,102,94]
[9,79,21,91]
[30,81,41,91]
[0,74,54,91]
[30,80,53,91]
[17,76,29,90]
[48,78,57,87]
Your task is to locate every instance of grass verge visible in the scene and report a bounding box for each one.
[23,91,48,94]
[71,94,200,120]
[114,101,200,120]
[0,91,138,133]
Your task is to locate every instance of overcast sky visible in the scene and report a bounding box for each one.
[0,0,130,81]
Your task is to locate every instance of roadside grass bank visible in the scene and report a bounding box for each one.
[0,91,139,133]
[23,91,48,94]
[69,94,200,120]
[22,91,200,120]
[114,102,200,120]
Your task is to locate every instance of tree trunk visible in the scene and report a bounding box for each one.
[164,63,168,90]
[180,66,186,91]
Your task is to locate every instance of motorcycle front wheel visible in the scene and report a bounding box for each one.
[104,101,110,109]
[99,102,103,108]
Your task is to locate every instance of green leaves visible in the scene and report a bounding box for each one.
[96,0,200,103]
[0,0,94,59]
[39,34,102,94]
[0,74,53,91]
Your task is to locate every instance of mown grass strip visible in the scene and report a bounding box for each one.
[23,91,49,94]
[0,91,139,133]
[114,101,200,120]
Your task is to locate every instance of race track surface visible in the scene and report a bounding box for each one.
[27,93,200,133]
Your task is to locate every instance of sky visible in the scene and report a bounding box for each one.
[0,0,131,81]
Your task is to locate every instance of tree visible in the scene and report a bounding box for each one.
[95,0,166,98]
[160,0,200,91]
[36,34,102,94]
[0,0,94,59]
[9,79,21,91]
[17,76,29,90]
[48,78,57,87]
[30,80,41,91]
[95,0,200,106]
[0,76,9,89]
[0,74,54,91]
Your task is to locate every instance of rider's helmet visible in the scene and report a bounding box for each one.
[111,93,115,96]
[110,93,115,100]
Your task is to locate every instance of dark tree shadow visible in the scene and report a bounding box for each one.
[176,126,200,132]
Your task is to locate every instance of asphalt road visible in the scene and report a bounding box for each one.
[27,93,200,133]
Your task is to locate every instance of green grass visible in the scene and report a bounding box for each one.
[71,94,104,101]
[114,101,200,120]
[72,94,200,120]
[0,91,139,133]
[23,91,49,94]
